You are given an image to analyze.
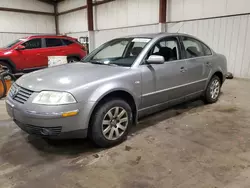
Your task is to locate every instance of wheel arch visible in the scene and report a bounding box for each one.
[0,58,16,73]
[67,54,81,61]
[213,71,224,84]
[87,89,138,136]
[205,70,224,89]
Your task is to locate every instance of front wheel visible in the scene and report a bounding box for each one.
[203,75,221,104]
[90,99,132,148]
[0,62,13,73]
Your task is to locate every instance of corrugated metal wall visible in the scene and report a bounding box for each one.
[58,0,88,40]
[58,10,88,35]
[93,0,159,47]
[167,0,250,78]
[57,0,250,78]
[94,24,159,47]
[58,0,159,49]
[167,15,250,78]
[0,0,55,47]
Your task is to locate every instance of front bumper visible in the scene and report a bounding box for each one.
[5,96,93,139]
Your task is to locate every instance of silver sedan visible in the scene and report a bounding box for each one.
[6,33,227,147]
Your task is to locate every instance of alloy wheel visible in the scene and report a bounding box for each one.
[102,107,128,141]
[210,79,220,99]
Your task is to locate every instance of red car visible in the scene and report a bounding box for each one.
[0,35,87,73]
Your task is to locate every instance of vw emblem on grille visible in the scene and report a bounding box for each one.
[12,87,19,98]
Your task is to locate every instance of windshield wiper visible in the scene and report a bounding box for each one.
[89,61,104,65]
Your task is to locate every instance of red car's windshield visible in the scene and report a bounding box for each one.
[3,39,27,49]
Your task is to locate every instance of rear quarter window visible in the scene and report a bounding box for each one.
[63,39,74,45]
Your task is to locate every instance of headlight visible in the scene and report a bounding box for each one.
[32,91,76,105]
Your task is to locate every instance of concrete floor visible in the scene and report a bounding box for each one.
[0,79,250,188]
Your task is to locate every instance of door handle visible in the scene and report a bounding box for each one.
[206,62,211,67]
[180,67,186,73]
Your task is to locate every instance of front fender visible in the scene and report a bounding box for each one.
[84,82,140,128]
[88,81,139,105]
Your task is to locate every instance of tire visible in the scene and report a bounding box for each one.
[67,57,79,63]
[0,62,12,73]
[90,99,133,148]
[203,75,221,104]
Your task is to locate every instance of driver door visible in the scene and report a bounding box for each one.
[15,38,47,70]
[140,36,189,110]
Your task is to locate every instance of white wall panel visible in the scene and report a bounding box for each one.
[95,0,159,30]
[0,0,53,12]
[67,32,88,40]
[166,15,250,78]
[94,24,159,48]
[58,9,88,34]
[58,0,86,13]
[168,0,250,22]
[0,33,31,47]
[0,11,55,33]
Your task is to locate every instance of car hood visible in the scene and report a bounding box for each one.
[16,62,129,92]
[0,48,8,54]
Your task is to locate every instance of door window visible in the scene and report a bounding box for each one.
[22,39,42,49]
[182,37,206,58]
[46,38,64,47]
[150,37,180,62]
[202,43,212,56]
[62,39,74,45]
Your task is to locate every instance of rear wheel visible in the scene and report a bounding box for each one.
[67,57,79,63]
[203,75,221,104]
[90,99,132,148]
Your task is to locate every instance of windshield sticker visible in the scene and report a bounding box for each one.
[132,38,151,43]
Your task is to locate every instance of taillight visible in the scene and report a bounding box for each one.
[81,45,87,51]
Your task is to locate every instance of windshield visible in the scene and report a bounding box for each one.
[82,37,151,67]
[3,39,26,49]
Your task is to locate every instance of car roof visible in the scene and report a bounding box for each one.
[124,32,192,39]
[26,35,76,40]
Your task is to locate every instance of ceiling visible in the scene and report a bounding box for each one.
[38,0,65,4]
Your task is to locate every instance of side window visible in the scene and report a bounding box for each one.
[202,43,212,56]
[46,38,64,47]
[150,37,179,62]
[22,39,42,49]
[182,37,204,58]
[63,39,74,45]
[128,42,147,57]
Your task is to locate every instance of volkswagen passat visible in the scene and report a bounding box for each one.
[6,33,227,147]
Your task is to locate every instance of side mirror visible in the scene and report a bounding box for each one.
[15,45,25,50]
[146,55,165,64]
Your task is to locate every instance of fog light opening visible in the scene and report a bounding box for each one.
[40,128,52,136]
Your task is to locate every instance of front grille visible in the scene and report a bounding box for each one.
[9,83,34,104]
[15,120,62,136]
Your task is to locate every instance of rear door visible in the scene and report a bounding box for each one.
[44,38,67,56]
[180,36,212,94]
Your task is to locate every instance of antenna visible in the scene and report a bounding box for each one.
[177,22,185,33]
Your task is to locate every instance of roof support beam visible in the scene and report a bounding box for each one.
[87,0,94,31]
[58,0,115,16]
[0,7,54,16]
[159,0,167,32]
[54,3,59,34]
[159,0,167,23]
